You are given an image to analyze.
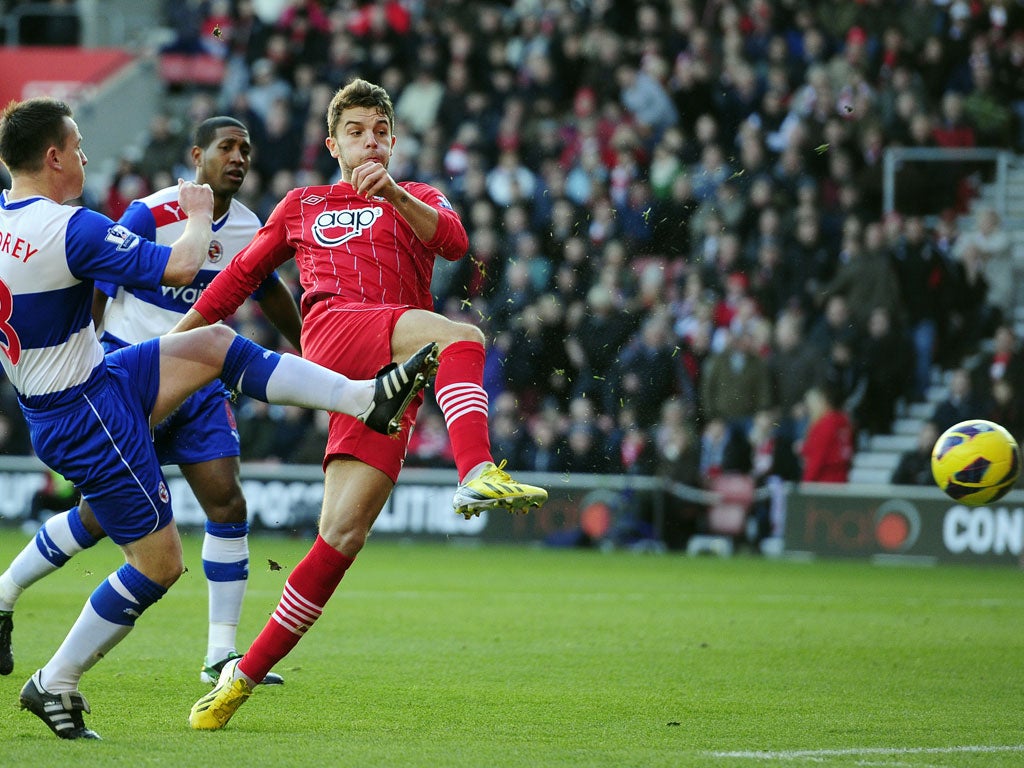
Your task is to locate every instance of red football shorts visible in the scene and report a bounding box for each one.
[301,298,419,483]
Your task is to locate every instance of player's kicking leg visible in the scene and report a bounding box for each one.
[390,310,547,519]
[156,327,438,440]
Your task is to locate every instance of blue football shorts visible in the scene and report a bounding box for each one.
[100,335,240,466]
[153,380,240,466]
[22,339,172,545]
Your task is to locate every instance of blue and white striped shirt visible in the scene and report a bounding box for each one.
[0,191,169,408]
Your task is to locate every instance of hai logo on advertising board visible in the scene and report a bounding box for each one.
[872,500,922,553]
[793,497,922,556]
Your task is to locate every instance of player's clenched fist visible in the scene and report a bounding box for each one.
[177,178,214,220]
[351,160,397,199]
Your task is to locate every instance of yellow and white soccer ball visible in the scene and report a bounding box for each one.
[931,419,1021,505]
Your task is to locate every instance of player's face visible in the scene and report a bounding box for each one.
[56,117,87,202]
[326,107,395,180]
[194,126,251,196]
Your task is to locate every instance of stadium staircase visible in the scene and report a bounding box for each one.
[848,153,1024,485]
[848,390,946,485]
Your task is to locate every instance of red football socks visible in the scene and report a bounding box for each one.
[434,340,493,481]
[239,535,354,683]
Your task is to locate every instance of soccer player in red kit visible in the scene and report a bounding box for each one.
[184,78,547,729]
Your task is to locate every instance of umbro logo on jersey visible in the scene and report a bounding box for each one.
[311,207,383,247]
[301,195,325,205]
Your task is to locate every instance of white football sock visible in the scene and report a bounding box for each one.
[39,564,164,693]
[39,600,132,693]
[0,509,95,612]
[202,530,249,662]
[263,353,373,415]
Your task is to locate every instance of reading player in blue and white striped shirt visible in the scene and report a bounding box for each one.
[0,115,301,692]
[0,98,437,740]
[0,116,302,689]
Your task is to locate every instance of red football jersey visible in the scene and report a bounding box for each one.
[194,180,468,321]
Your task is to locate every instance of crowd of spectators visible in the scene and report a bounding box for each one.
[3,0,1024,542]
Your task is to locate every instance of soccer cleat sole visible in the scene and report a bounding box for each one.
[455,492,548,520]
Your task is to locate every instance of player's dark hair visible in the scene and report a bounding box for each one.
[0,98,74,173]
[194,116,248,149]
[326,78,395,137]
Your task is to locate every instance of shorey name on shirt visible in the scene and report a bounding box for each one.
[0,230,39,262]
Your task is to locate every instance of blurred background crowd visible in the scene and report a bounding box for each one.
[2,0,1024,542]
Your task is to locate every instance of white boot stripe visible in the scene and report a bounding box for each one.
[361,344,436,434]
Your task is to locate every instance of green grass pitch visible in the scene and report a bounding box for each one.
[0,530,1022,767]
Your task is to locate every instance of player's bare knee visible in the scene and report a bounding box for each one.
[204,491,247,525]
[338,530,369,557]
[76,501,107,541]
[442,322,485,349]
[167,559,186,583]
[203,323,237,355]
[144,558,185,589]
[319,522,369,557]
